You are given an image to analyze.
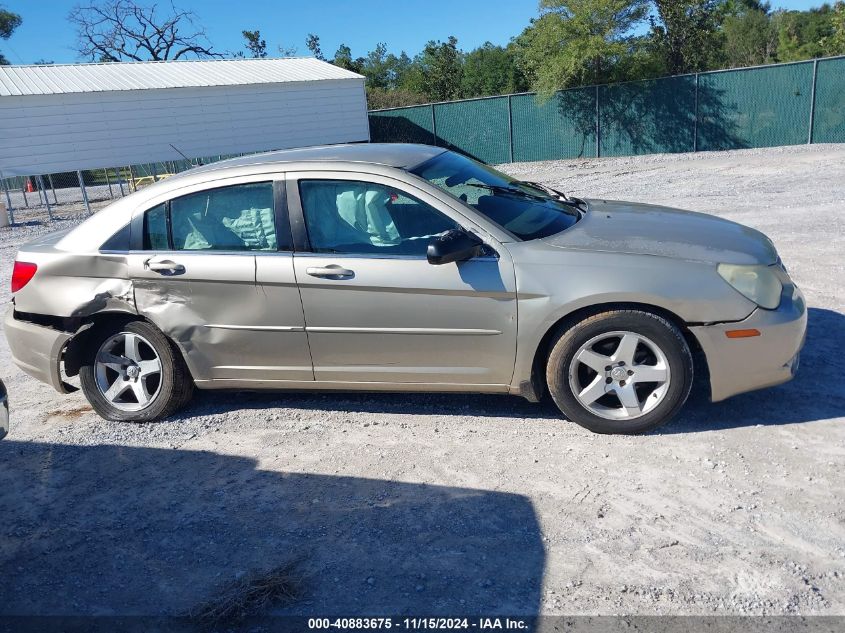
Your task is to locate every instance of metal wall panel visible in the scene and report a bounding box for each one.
[0,79,369,176]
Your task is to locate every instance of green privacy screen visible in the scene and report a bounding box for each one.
[813,57,845,143]
[369,56,844,163]
[433,97,511,164]
[369,106,435,145]
[697,62,813,150]
[599,75,696,157]
[511,88,597,161]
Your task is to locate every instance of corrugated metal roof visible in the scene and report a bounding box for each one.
[0,57,364,97]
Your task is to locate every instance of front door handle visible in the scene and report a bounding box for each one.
[306,265,355,279]
[144,257,185,275]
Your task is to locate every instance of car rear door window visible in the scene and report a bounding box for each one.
[299,180,459,256]
[142,182,277,251]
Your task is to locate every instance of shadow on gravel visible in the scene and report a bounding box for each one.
[662,307,844,433]
[0,442,544,617]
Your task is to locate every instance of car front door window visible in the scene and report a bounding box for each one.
[299,180,459,256]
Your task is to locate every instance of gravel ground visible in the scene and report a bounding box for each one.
[1,144,844,618]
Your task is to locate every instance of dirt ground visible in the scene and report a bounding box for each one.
[1,144,843,618]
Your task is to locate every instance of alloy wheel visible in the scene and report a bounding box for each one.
[94,331,163,412]
[567,330,671,420]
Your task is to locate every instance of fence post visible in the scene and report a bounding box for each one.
[116,168,126,197]
[48,174,58,204]
[21,177,29,208]
[1,178,14,225]
[507,94,515,163]
[77,170,92,215]
[37,175,53,220]
[808,58,819,145]
[693,73,700,153]
[128,165,137,192]
[151,163,159,182]
[431,104,438,146]
[595,85,601,158]
[104,168,114,198]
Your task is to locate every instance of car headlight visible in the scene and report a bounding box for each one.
[717,263,783,310]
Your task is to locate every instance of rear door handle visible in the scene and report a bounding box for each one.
[306,265,355,279]
[144,257,185,275]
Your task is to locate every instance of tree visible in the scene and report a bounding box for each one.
[332,43,364,73]
[0,5,22,65]
[461,42,528,97]
[648,0,723,75]
[721,2,778,67]
[774,5,838,61]
[514,0,650,95]
[408,36,463,101]
[305,33,324,60]
[823,1,845,55]
[69,0,221,62]
[241,29,266,58]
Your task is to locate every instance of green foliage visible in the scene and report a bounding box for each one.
[366,87,428,110]
[305,34,324,61]
[513,0,651,95]
[775,5,838,61]
[721,6,778,67]
[242,30,267,58]
[300,1,845,108]
[0,5,22,65]
[824,1,845,55]
[649,1,724,74]
[411,36,464,101]
[461,42,528,97]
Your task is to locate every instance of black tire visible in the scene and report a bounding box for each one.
[546,310,693,434]
[79,320,194,422]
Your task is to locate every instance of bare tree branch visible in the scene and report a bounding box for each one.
[68,0,222,62]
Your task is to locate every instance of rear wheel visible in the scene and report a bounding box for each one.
[546,310,693,434]
[80,320,193,422]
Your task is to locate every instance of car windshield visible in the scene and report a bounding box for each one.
[409,151,580,241]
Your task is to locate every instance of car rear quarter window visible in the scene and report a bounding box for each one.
[144,204,168,250]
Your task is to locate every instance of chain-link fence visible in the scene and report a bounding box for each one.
[370,55,845,164]
[0,156,246,226]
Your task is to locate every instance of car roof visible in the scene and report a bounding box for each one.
[183,143,447,177]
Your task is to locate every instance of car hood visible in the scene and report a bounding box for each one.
[544,199,778,265]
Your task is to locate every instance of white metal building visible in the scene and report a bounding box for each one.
[0,57,369,177]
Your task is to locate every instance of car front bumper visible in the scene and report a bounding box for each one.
[689,283,807,402]
[4,306,75,394]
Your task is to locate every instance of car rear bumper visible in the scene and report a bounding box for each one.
[689,284,807,402]
[4,306,74,393]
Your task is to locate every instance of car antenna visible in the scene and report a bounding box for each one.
[170,143,203,167]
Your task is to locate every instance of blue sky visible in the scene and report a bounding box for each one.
[1,0,827,65]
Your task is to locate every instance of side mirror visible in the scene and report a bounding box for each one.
[427,229,484,265]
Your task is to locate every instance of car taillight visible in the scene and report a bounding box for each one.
[11,261,37,293]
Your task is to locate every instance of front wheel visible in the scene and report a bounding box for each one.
[80,320,194,422]
[546,310,693,434]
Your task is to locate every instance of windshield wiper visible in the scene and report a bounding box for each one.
[465,182,548,201]
[520,180,570,200]
[521,180,589,211]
